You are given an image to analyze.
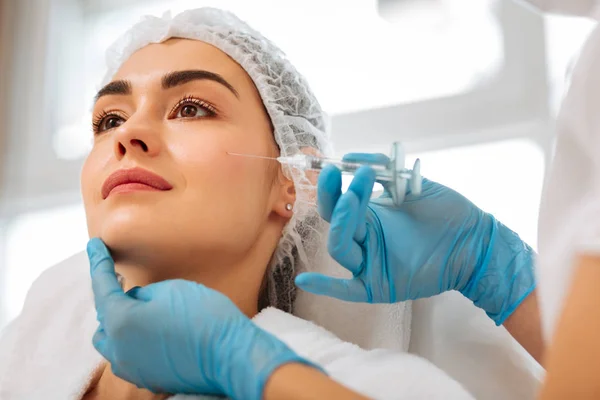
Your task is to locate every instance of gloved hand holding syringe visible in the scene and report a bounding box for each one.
[228,141,422,207]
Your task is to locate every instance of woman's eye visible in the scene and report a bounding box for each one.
[176,103,210,118]
[103,117,124,130]
[94,115,125,134]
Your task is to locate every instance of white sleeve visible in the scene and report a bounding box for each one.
[536,23,600,339]
[326,349,475,400]
[573,194,600,256]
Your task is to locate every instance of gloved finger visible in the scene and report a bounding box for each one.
[125,286,142,298]
[317,164,342,223]
[295,273,367,302]
[328,190,364,275]
[344,153,395,203]
[92,326,113,361]
[346,166,376,243]
[87,238,129,315]
[125,285,153,302]
[343,153,390,165]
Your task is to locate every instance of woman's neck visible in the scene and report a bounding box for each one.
[105,221,283,319]
[114,256,263,317]
[83,363,170,400]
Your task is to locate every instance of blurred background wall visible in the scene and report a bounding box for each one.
[0,0,596,328]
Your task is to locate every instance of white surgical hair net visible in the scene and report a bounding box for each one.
[100,7,333,312]
[537,21,600,339]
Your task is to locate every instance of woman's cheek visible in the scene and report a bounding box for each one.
[80,152,101,201]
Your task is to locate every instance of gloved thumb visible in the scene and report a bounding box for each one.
[88,238,128,313]
[295,273,366,302]
[317,164,342,222]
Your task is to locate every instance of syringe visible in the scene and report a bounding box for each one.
[228,142,422,206]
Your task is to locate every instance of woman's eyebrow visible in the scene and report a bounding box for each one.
[94,80,132,102]
[161,70,239,99]
[93,70,239,104]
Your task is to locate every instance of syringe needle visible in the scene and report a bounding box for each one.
[227,152,279,161]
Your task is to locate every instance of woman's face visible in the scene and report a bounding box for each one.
[81,39,294,279]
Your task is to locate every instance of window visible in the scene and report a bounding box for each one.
[408,139,545,248]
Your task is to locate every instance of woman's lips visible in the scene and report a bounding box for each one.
[102,167,173,199]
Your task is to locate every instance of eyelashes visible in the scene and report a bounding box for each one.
[92,109,126,134]
[169,95,218,118]
[91,95,219,135]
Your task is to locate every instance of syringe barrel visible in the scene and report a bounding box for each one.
[303,156,396,182]
[308,156,387,172]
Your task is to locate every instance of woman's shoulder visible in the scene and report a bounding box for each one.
[254,308,474,399]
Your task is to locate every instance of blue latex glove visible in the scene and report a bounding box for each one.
[295,153,536,325]
[87,238,316,399]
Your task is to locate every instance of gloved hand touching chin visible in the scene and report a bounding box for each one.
[87,238,318,399]
[295,153,536,326]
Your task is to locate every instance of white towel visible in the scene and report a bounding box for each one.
[294,254,412,352]
[0,252,472,400]
[294,240,542,399]
[251,307,473,400]
[0,252,102,400]
[410,293,544,400]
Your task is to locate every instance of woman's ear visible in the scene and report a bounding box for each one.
[272,146,322,217]
[273,169,296,218]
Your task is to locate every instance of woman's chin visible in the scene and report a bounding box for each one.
[96,225,167,261]
[94,211,167,243]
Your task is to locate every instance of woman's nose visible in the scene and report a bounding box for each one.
[112,118,162,160]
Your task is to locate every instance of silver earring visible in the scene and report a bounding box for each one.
[285,203,293,211]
